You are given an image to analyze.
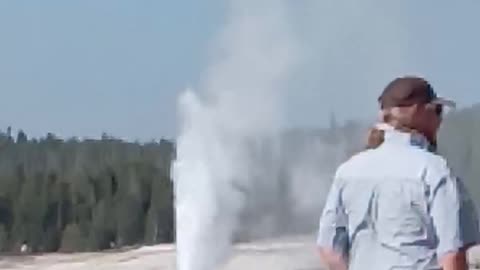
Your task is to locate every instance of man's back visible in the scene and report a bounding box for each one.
[317,129,480,270]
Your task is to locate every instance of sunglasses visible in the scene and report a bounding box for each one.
[435,104,443,116]
[426,103,443,117]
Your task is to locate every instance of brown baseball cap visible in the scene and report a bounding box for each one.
[378,76,456,109]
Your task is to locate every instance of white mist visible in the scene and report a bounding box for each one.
[173,0,414,269]
[173,1,299,269]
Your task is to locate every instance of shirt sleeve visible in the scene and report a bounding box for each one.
[317,173,348,256]
[430,174,480,258]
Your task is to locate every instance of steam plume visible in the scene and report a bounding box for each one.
[173,1,298,269]
[173,1,411,270]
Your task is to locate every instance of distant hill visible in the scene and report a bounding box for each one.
[440,103,480,207]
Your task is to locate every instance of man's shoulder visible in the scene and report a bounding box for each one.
[379,143,451,173]
[336,146,452,180]
[415,149,452,177]
[334,149,379,178]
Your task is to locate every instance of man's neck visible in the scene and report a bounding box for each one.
[377,123,435,152]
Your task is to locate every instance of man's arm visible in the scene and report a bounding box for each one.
[318,247,348,270]
[431,172,480,270]
[439,249,468,270]
[317,174,348,270]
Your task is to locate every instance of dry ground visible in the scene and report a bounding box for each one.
[0,237,479,270]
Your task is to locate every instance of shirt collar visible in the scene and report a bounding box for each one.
[375,123,433,151]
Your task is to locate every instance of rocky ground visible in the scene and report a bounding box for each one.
[0,237,479,270]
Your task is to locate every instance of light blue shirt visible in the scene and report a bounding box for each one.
[317,127,480,270]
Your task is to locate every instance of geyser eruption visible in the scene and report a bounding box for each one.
[173,0,414,269]
[173,0,299,269]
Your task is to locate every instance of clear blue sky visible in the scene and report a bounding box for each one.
[1,1,480,140]
[0,0,225,140]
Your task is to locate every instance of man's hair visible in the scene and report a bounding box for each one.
[366,127,385,149]
[366,106,438,151]
[365,107,416,150]
[380,107,416,130]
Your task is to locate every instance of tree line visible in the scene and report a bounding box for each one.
[0,131,175,253]
[0,103,478,253]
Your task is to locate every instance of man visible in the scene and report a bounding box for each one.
[317,76,480,270]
